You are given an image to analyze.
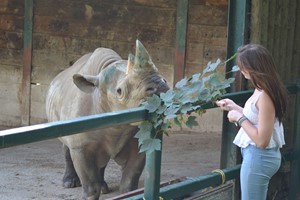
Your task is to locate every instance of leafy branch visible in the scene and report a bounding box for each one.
[135,58,239,153]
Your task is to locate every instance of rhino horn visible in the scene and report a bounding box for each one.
[126,53,135,75]
[129,40,158,74]
[73,74,99,93]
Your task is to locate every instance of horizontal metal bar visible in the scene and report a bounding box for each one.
[1,91,252,149]
[127,164,241,200]
[0,107,147,149]
[1,83,298,149]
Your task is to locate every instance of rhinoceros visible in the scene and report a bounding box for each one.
[45,40,169,200]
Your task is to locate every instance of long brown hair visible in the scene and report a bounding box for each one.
[237,44,287,123]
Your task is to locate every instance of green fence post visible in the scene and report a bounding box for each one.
[221,0,250,168]
[222,1,250,200]
[173,0,188,86]
[289,80,300,199]
[143,134,162,200]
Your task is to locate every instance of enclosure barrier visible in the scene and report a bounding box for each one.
[0,82,299,200]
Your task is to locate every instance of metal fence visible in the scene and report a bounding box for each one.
[1,82,299,200]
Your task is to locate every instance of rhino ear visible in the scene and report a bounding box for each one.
[73,74,99,93]
[126,53,135,74]
[133,39,158,74]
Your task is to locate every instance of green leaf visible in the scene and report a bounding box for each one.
[198,88,210,101]
[191,73,201,83]
[148,113,159,124]
[181,91,198,104]
[139,138,161,153]
[207,72,223,87]
[160,90,174,105]
[161,121,171,132]
[226,77,235,84]
[203,59,221,75]
[135,121,153,143]
[142,95,161,113]
[137,121,153,132]
[217,78,235,90]
[175,78,188,89]
[231,65,239,72]
[174,117,182,127]
[153,118,163,129]
[164,104,180,119]
[210,90,222,99]
[185,116,198,129]
[180,103,193,114]
[156,104,167,114]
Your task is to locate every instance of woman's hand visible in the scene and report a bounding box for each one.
[216,98,244,124]
[227,110,243,123]
[216,99,238,111]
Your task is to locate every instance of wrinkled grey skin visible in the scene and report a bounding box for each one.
[46,40,169,200]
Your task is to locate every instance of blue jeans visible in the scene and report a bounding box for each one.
[240,145,281,200]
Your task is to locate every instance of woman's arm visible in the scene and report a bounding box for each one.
[227,92,275,148]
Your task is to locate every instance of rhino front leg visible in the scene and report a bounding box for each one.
[71,148,110,200]
[115,139,146,193]
[63,144,110,194]
[62,144,81,188]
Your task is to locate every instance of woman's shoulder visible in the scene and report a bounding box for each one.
[257,90,275,111]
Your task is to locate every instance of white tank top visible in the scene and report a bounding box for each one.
[233,92,285,149]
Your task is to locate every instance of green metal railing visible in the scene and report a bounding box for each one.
[0,89,253,149]
[0,107,148,148]
[0,82,299,200]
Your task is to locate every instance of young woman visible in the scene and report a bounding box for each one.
[216,44,288,200]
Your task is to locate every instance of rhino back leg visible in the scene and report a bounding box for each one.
[114,138,146,193]
[99,166,110,194]
[62,144,81,188]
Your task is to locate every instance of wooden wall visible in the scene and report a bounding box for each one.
[0,0,229,128]
[250,1,300,199]
[250,0,300,84]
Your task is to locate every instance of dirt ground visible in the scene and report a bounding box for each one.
[0,129,221,200]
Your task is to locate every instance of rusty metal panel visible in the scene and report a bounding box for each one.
[21,0,33,126]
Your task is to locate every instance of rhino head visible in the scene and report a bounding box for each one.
[73,40,169,112]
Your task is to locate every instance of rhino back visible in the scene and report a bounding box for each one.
[46,48,122,121]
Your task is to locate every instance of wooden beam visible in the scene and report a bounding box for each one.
[21,0,33,126]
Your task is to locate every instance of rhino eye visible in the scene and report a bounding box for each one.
[117,88,122,95]
[146,87,157,95]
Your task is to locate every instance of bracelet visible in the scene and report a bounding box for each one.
[236,115,247,127]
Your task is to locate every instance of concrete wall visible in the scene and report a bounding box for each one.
[0,0,228,133]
